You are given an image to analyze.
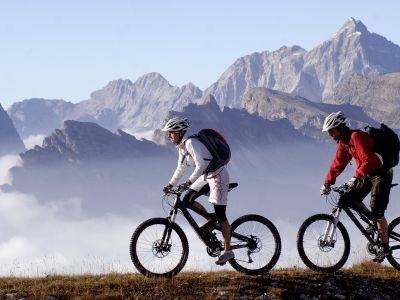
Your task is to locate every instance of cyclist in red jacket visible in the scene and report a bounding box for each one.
[320,111,393,262]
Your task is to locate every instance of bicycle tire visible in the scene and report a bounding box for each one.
[387,216,400,270]
[228,214,281,275]
[130,218,189,277]
[297,214,350,273]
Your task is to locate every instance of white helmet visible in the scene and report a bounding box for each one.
[161,117,189,132]
[322,111,346,132]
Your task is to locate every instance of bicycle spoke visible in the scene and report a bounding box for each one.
[387,217,400,270]
[229,215,281,274]
[297,214,350,272]
[130,218,188,277]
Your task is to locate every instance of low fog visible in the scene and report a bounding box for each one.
[0,142,399,276]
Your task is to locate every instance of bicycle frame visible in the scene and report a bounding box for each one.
[163,188,253,251]
[323,184,400,251]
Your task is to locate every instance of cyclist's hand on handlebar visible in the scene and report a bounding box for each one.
[346,176,363,190]
[320,183,331,195]
[179,180,191,191]
[163,184,173,194]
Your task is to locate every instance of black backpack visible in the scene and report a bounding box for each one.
[365,123,400,170]
[188,129,231,173]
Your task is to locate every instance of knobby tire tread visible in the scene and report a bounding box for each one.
[130,218,189,277]
[387,216,400,270]
[229,214,281,275]
[297,214,350,273]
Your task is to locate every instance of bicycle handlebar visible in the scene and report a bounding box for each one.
[164,187,185,196]
[164,182,239,197]
[322,184,348,207]
[330,184,348,194]
[330,182,398,195]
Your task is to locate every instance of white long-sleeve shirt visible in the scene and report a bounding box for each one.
[169,138,215,186]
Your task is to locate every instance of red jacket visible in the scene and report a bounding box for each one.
[325,131,382,185]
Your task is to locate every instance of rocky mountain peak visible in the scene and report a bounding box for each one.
[337,17,368,35]
[241,87,378,141]
[104,78,134,92]
[87,79,134,106]
[152,95,310,147]
[181,82,203,98]
[7,98,75,138]
[330,72,400,128]
[205,18,400,107]
[37,120,168,163]
[134,72,171,89]
[276,45,306,55]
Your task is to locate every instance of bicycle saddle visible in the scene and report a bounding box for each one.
[229,182,238,189]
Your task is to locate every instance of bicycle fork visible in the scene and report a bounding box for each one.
[159,209,178,250]
[321,208,342,247]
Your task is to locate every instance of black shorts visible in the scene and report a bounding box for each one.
[341,169,393,219]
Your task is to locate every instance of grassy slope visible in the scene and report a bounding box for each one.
[0,262,399,299]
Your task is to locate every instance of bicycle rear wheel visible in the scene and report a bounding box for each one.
[130,218,189,277]
[229,214,281,275]
[387,216,400,270]
[297,214,350,272]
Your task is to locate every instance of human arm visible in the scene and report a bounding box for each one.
[325,143,352,185]
[168,149,187,186]
[185,139,211,183]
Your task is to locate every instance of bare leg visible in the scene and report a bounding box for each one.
[377,217,389,243]
[352,202,369,214]
[192,201,212,221]
[353,203,388,243]
[219,220,231,251]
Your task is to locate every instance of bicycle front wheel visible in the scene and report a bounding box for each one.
[297,214,350,272]
[130,218,189,277]
[387,216,400,270]
[229,214,281,275]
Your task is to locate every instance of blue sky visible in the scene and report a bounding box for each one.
[1,0,399,108]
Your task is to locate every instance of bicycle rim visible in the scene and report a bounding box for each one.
[130,218,188,277]
[387,217,400,270]
[297,214,350,272]
[229,214,281,274]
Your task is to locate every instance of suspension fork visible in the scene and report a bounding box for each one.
[160,208,178,248]
[322,207,342,244]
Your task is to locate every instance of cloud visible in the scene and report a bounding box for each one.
[0,188,234,276]
[23,134,45,150]
[0,146,398,276]
[0,236,38,260]
[0,190,137,276]
[0,188,386,277]
[123,129,154,141]
[0,155,21,185]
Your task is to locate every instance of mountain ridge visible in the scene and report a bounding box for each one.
[0,103,26,155]
[206,18,400,107]
[6,18,400,140]
[241,87,379,140]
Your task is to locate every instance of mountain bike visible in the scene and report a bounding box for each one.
[297,183,400,272]
[130,183,281,277]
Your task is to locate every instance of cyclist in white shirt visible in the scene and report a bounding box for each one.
[162,117,234,265]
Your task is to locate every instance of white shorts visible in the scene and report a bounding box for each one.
[190,167,229,205]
